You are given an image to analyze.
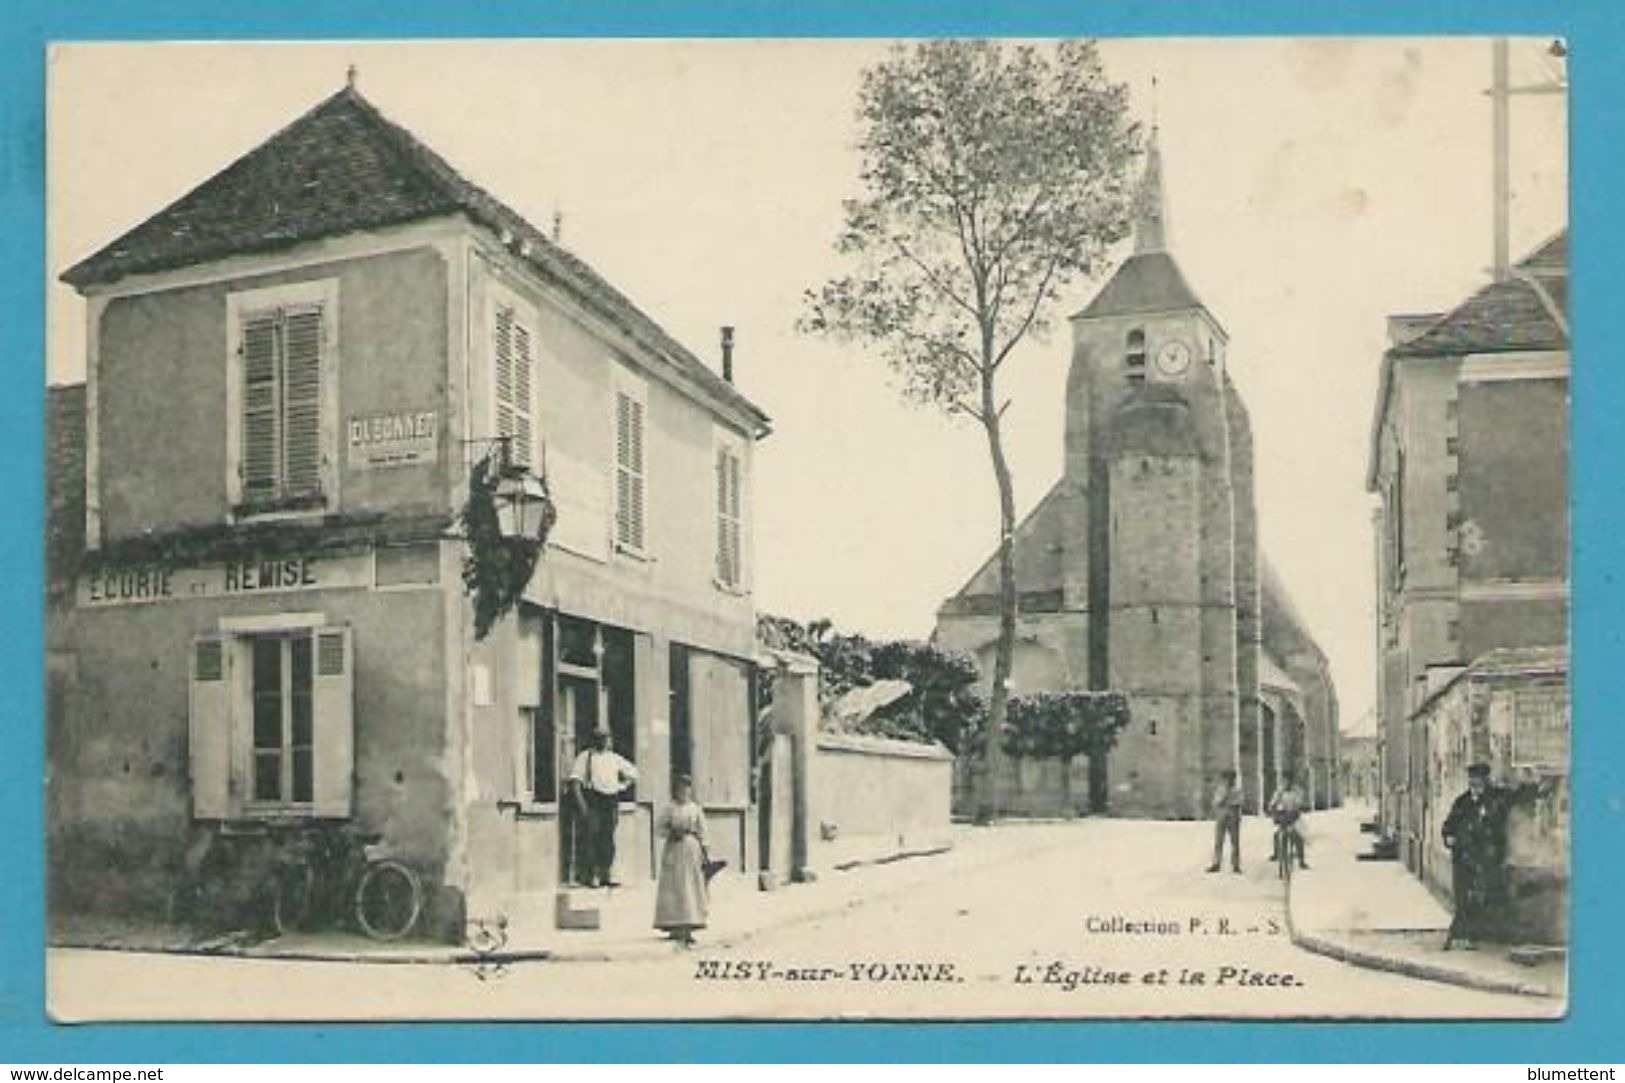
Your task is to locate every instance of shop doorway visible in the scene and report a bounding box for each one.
[553,615,635,885]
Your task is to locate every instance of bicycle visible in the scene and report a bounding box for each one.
[268,823,423,941]
[1272,817,1304,883]
[1274,821,1294,883]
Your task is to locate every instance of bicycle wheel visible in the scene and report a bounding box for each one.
[272,863,315,937]
[1277,830,1293,884]
[354,859,422,941]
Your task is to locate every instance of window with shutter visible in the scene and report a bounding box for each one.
[492,298,537,470]
[188,625,355,819]
[614,387,647,552]
[716,442,744,589]
[229,281,336,516]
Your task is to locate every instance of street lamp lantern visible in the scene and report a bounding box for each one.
[493,469,553,542]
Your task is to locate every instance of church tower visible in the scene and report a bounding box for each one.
[935,120,1299,823]
[1062,127,1243,818]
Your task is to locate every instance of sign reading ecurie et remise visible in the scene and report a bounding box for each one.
[76,551,375,607]
[347,409,439,470]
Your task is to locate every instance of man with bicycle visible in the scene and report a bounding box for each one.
[1268,774,1310,871]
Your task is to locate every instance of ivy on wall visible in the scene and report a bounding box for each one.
[459,454,556,640]
[1003,691,1132,762]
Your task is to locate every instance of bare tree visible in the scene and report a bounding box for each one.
[800,40,1138,817]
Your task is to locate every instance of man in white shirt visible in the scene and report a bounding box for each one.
[568,727,639,888]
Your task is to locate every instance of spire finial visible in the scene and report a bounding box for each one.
[1150,74,1159,133]
[552,209,563,244]
[346,64,358,90]
[1132,104,1168,255]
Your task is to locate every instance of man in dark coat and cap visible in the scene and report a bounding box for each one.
[1441,762,1510,949]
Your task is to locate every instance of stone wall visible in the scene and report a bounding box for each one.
[809,733,953,871]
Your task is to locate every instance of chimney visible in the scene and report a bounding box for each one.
[720,326,735,384]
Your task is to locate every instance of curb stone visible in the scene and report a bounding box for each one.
[1283,877,1554,999]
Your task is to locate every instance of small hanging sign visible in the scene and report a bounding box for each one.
[348,409,439,470]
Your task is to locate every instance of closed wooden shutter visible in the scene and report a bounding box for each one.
[494,303,536,470]
[494,304,516,462]
[688,651,750,808]
[512,321,535,468]
[614,390,646,550]
[281,306,324,497]
[310,625,355,817]
[240,315,280,505]
[238,303,325,506]
[188,635,233,819]
[716,445,742,587]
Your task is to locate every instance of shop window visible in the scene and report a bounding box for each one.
[227,280,338,517]
[558,615,600,670]
[188,625,354,820]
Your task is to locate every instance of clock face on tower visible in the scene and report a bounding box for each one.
[1155,339,1192,377]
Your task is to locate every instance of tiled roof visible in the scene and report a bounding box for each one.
[1389,230,1569,359]
[1072,251,1209,322]
[62,86,769,430]
[1519,230,1567,273]
[46,384,86,591]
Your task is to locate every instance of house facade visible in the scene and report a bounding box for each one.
[49,85,770,940]
[1367,231,1569,939]
[934,131,1338,820]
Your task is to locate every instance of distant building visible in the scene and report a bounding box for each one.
[49,84,770,938]
[935,131,1337,820]
[1338,710,1380,806]
[1367,231,1569,938]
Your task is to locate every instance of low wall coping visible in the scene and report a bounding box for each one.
[815,731,955,762]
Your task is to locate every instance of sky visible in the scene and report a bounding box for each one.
[46,38,1568,730]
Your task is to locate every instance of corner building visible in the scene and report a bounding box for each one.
[48,85,770,940]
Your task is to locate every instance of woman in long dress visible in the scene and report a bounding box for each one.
[654,775,709,945]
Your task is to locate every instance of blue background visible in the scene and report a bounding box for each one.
[3,0,1621,1064]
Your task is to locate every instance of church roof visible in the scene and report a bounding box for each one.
[937,483,1068,615]
[1071,250,1210,322]
[61,84,769,430]
[1069,128,1219,329]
